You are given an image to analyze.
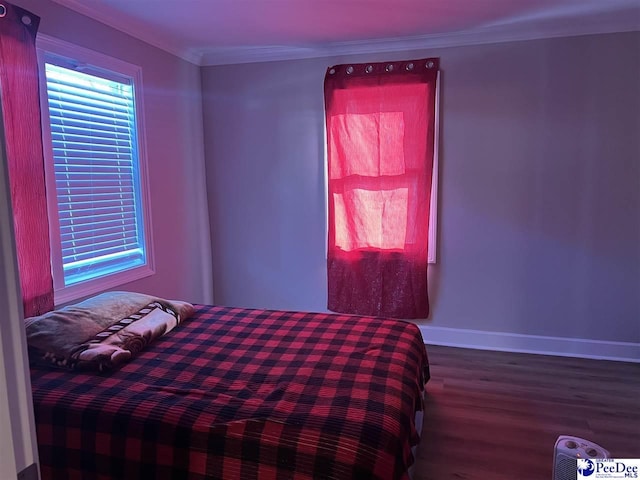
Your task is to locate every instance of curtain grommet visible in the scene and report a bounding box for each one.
[22,15,32,25]
[406,63,414,71]
[346,66,354,75]
[365,65,373,74]
[329,68,336,75]
[0,5,6,17]
[385,64,394,72]
[425,60,434,69]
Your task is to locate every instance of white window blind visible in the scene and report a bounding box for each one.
[44,63,146,287]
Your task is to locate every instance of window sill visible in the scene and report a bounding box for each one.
[53,264,155,307]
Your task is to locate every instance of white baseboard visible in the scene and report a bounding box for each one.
[418,325,640,363]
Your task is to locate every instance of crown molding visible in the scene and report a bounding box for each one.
[200,16,640,66]
[50,0,639,66]
[49,0,202,65]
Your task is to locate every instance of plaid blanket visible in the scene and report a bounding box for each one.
[31,305,430,480]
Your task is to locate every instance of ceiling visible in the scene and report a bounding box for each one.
[50,0,640,65]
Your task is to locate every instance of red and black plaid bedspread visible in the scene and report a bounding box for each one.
[31,305,430,480]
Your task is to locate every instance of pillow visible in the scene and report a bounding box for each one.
[25,291,194,371]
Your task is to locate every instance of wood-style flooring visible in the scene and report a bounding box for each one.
[413,345,640,480]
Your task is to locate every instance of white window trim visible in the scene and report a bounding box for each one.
[427,71,440,264]
[37,35,155,305]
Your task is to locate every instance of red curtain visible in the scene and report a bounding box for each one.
[324,58,439,319]
[0,2,54,317]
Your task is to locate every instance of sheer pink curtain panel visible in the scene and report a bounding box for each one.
[324,58,439,319]
[0,1,54,316]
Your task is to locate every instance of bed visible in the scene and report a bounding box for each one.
[29,297,430,480]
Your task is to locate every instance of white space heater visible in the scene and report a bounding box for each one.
[553,435,610,480]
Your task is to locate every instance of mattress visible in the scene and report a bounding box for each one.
[31,304,430,479]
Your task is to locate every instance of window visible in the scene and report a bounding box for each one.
[38,36,153,304]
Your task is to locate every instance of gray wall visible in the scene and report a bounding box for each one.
[13,0,213,304]
[0,98,39,480]
[201,32,640,345]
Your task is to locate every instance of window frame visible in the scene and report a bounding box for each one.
[324,71,440,263]
[37,35,154,305]
[427,71,440,264]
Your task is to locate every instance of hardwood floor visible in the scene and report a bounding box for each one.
[413,345,640,480]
